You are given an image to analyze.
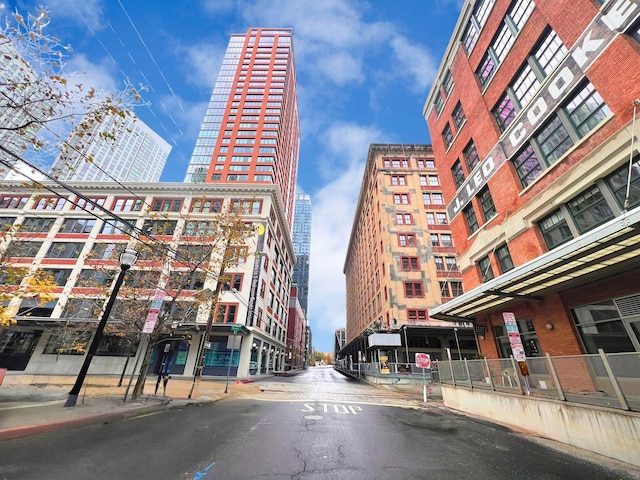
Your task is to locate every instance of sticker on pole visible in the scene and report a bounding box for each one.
[415,353,431,369]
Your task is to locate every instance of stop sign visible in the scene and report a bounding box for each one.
[415,353,431,369]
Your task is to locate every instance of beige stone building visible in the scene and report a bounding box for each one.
[342,144,476,365]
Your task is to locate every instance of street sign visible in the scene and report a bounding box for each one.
[503,312,527,362]
[415,352,431,369]
[231,325,243,334]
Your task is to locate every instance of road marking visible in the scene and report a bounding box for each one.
[193,461,216,480]
[303,415,323,420]
[301,403,363,415]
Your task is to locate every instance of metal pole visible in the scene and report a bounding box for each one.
[118,339,133,387]
[65,264,130,407]
[453,327,462,359]
[225,332,238,394]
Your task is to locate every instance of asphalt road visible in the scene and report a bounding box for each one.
[1,366,638,480]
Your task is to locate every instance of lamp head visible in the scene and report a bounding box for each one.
[119,248,138,268]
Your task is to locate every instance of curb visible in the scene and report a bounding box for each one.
[0,397,215,442]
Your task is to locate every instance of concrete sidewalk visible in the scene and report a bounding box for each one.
[0,376,265,441]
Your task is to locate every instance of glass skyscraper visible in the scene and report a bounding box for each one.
[292,193,311,312]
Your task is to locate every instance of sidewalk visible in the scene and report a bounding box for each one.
[0,376,265,442]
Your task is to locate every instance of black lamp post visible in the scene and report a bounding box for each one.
[64,248,138,407]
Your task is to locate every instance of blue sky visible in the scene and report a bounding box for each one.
[5,0,464,352]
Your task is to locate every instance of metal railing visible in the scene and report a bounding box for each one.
[335,361,439,383]
[438,350,640,412]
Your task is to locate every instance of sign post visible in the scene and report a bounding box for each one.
[503,312,530,394]
[415,353,431,402]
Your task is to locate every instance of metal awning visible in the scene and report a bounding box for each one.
[430,206,640,322]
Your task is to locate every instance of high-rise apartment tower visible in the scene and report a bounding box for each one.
[184,28,300,227]
[292,193,311,311]
[49,113,171,182]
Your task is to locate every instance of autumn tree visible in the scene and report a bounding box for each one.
[0,219,57,327]
[0,7,143,180]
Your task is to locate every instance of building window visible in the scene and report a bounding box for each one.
[231,199,262,214]
[463,141,480,171]
[73,197,106,211]
[398,234,416,247]
[442,123,454,148]
[142,220,178,236]
[476,53,496,87]
[538,210,573,250]
[567,185,614,234]
[59,218,96,234]
[113,198,143,212]
[46,242,84,259]
[151,198,183,212]
[0,195,29,209]
[464,205,479,234]
[534,29,567,75]
[572,300,635,354]
[18,217,56,233]
[478,256,495,282]
[430,234,440,247]
[396,213,412,225]
[190,198,223,213]
[606,156,640,210]
[445,257,458,271]
[6,241,43,258]
[566,83,610,136]
[227,174,249,181]
[441,234,453,247]
[443,70,454,95]
[407,309,428,322]
[479,187,497,221]
[434,92,444,114]
[513,145,543,188]
[391,175,407,186]
[513,64,540,107]
[493,93,517,132]
[434,256,445,271]
[436,212,448,225]
[495,244,514,273]
[41,268,72,286]
[416,158,435,169]
[400,256,420,271]
[215,304,238,323]
[536,115,573,164]
[76,269,116,287]
[393,193,409,205]
[100,220,134,235]
[88,243,120,260]
[222,273,243,291]
[462,0,495,54]
[404,282,424,298]
[452,102,466,130]
[451,160,465,188]
[34,196,66,211]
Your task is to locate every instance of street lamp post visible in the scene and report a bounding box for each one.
[64,248,138,408]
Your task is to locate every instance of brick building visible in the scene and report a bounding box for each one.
[424,0,640,358]
[341,144,476,366]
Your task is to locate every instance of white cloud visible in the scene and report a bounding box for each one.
[306,122,391,345]
[65,53,118,93]
[45,0,108,31]
[178,41,227,89]
[389,36,438,93]
[200,0,236,14]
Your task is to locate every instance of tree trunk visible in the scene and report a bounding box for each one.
[131,336,156,399]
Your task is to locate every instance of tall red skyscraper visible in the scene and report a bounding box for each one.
[185,28,300,227]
